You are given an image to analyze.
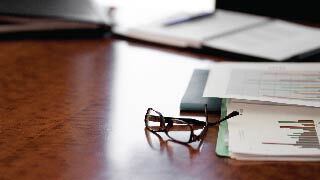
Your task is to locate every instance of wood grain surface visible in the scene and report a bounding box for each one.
[1,38,320,180]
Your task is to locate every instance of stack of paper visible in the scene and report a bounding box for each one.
[204,63,320,161]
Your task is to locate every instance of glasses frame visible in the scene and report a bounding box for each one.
[144,105,209,144]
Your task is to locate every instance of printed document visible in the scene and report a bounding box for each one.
[203,62,320,107]
[226,100,320,161]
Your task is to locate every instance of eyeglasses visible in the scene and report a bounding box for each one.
[144,105,240,144]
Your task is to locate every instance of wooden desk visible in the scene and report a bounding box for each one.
[0,37,320,180]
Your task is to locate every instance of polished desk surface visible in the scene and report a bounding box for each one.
[0,37,320,180]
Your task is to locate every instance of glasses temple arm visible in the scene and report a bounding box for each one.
[163,116,207,126]
[208,111,240,126]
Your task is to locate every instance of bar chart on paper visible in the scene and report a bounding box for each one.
[226,69,320,101]
[263,120,320,149]
[227,102,320,157]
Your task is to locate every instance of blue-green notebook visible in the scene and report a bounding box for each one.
[180,69,221,113]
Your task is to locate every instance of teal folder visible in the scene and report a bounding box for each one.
[180,69,221,113]
[215,99,230,157]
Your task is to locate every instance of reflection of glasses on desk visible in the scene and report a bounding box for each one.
[144,128,205,160]
[144,105,240,144]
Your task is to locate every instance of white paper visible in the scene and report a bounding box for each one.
[203,62,320,107]
[204,20,320,61]
[227,100,320,157]
[123,10,268,48]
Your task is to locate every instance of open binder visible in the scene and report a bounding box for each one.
[117,9,320,61]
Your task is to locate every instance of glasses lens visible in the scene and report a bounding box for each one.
[167,121,192,143]
[192,125,206,137]
[145,108,164,131]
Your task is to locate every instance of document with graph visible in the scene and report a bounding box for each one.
[225,99,320,161]
[203,62,320,107]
